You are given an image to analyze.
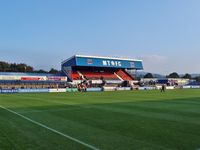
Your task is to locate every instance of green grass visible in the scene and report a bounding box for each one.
[0,89,200,150]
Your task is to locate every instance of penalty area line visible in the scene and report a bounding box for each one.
[0,105,99,150]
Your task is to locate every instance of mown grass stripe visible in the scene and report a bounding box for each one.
[0,105,100,150]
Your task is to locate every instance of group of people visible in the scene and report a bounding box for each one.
[77,83,87,92]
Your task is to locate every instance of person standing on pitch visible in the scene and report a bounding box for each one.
[161,84,165,92]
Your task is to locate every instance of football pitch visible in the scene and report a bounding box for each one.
[0,89,200,150]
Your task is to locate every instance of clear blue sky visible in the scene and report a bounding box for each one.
[0,0,200,74]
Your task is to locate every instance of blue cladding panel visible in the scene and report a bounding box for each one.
[75,57,143,69]
[62,57,76,67]
[134,61,144,69]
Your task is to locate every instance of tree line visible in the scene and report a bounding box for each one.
[143,72,200,82]
[0,61,59,74]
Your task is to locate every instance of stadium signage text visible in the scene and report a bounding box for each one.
[102,60,122,67]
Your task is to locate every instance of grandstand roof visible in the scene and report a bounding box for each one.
[62,55,142,64]
[62,55,143,69]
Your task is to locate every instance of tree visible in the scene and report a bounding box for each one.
[0,61,10,72]
[167,72,179,78]
[10,63,17,72]
[0,61,34,72]
[25,66,34,72]
[16,63,27,72]
[49,68,59,74]
[182,73,191,79]
[144,73,154,78]
[35,69,48,73]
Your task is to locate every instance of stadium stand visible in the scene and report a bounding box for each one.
[71,71,81,80]
[0,55,143,91]
[78,70,119,80]
[115,69,133,81]
[0,72,68,89]
[62,55,143,89]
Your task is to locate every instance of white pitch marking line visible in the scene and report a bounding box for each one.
[0,105,99,150]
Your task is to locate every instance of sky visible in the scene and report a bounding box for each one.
[0,0,200,74]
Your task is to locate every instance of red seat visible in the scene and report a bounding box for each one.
[115,69,133,81]
[71,71,80,80]
[80,71,119,80]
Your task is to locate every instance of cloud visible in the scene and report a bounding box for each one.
[139,54,167,63]
[138,54,168,74]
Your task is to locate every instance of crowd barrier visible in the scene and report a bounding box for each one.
[86,88,102,92]
[0,89,18,93]
[182,86,191,89]
[166,86,175,90]
[182,85,200,89]
[49,88,66,93]
[156,86,162,89]
[103,87,131,91]
[66,88,78,92]
[103,87,116,91]
[91,80,102,84]
[1,86,200,94]
[18,88,49,93]
[190,86,200,89]
[138,87,156,90]
[116,87,131,91]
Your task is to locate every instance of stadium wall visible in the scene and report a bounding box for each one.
[1,86,200,94]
